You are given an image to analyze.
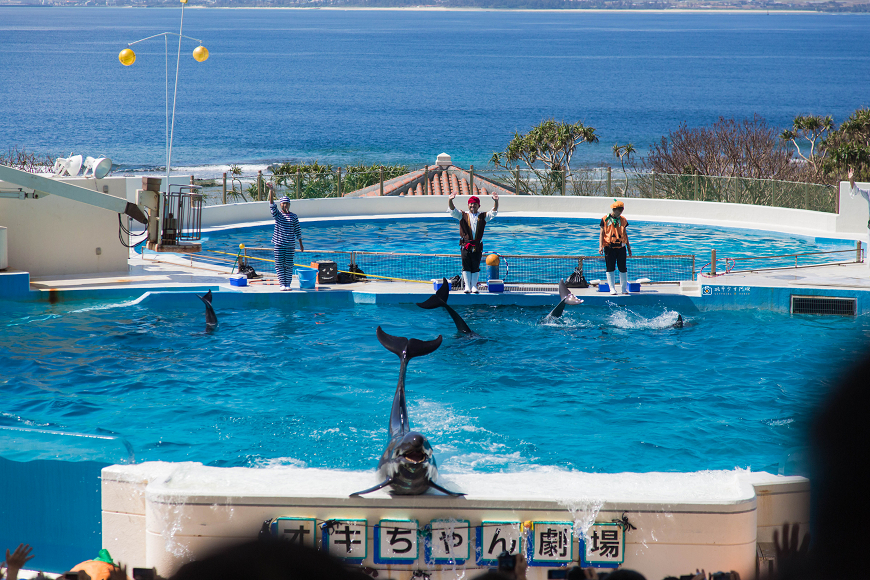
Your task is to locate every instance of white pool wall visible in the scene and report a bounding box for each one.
[102,463,809,580]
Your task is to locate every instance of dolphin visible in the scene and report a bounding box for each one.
[546,279,584,318]
[197,290,218,328]
[350,327,464,498]
[673,314,684,328]
[416,278,473,334]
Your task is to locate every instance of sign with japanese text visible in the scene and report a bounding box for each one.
[374,519,419,565]
[425,519,471,565]
[270,517,317,549]
[580,522,625,567]
[702,285,750,296]
[527,521,573,566]
[475,521,523,566]
[322,519,367,562]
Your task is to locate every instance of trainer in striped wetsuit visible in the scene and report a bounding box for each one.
[267,183,304,290]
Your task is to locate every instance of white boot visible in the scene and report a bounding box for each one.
[471,272,480,293]
[462,271,472,293]
[620,272,629,295]
[606,271,617,295]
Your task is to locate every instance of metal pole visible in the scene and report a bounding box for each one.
[379,167,384,197]
[607,167,612,198]
[189,175,194,185]
[858,241,863,263]
[222,172,227,205]
[337,167,342,198]
[692,255,696,280]
[296,169,301,199]
[710,248,716,276]
[257,170,263,202]
[424,165,429,196]
[561,166,566,196]
[470,164,475,196]
[694,171,699,201]
[515,167,521,195]
[652,172,656,198]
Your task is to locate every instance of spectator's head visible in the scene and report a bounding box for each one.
[170,538,361,580]
[809,354,870,577]
[468,196,481,212]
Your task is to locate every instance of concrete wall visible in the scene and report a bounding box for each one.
[0,177,134,277]
[103,463,809,580]
[200,186,867,239]
[0,176,188,278]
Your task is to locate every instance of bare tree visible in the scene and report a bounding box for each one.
[0,147,57,173]
[641,115,802,181]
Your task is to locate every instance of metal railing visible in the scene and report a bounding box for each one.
[699,245,864,277]
[190,166,836,214]
[162,185,203,243]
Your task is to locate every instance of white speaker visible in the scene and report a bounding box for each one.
[52,154,83,177]
[83,156,112,179]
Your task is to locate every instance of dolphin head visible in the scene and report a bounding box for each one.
[395,431,434,466]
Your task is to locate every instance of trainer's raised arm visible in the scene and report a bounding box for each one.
[266,182,275,204]
[448,191,456,210]
[492,191,499,212]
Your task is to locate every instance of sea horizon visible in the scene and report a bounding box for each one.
[2,8,868,178]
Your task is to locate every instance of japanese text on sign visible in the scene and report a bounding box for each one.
[581,523,625,566]
[376,520,419,563]
[529,522,573,565]
[427,520,471,564]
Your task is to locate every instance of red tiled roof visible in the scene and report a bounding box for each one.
[346,165,518,198]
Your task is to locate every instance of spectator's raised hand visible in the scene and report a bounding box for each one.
[3,544,35,580]
[773,522,809,578]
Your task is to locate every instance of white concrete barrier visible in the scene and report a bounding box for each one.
[103,463,809,580]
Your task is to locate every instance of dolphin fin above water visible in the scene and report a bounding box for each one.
[416,278,474,334]
[197,290,218,327]
[350,327,463,498]
[673,314,684,328]
[546,279,584,318]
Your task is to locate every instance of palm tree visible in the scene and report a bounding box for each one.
[613,143,636,195]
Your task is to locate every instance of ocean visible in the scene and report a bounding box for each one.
[0,7,868,178]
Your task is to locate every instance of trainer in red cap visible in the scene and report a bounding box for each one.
[448,188,500,293]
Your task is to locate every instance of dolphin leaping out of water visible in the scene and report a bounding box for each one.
[546,279,584,318]
[416,278,473,334]
[197,290,218,328]
[350,327,464,498]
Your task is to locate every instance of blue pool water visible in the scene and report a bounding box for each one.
[205,217,856,263]
[3,295,868,475]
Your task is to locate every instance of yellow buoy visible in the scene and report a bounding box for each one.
[118,48,136,66]
[193,45,209,63]
[485,253,500,266]
[239,243,245,250]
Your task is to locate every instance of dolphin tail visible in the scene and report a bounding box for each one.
[377,327,443,360]
[443,304,473,334]
[559,279,583,305]
[197,290,218,326]
[416,278,450,309]
[428,481,466,497]
[547,298,568,319]
[350,478,395,497]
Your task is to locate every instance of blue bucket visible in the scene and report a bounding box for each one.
[295,268,317,289]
